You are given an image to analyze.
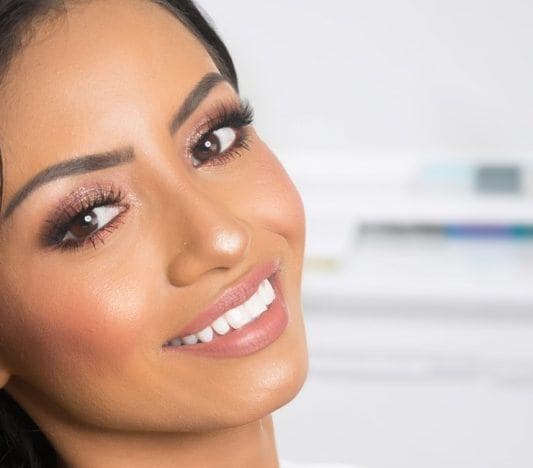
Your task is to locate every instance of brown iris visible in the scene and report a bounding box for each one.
[194,133,221,164]
[69,212,99,238]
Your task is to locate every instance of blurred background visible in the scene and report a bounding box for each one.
[198,1,533,467]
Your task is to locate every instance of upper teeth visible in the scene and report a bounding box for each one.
[167,277,276,347]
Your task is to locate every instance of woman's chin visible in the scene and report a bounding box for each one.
[176,329,309,433]
[197,303,308,430]
[189,354,308,433]
[225,337,309,428]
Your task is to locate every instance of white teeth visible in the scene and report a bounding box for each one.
[197,326,214,343]
[244,288,268,318]
[169,337,183,347]
[224,304,253,329]
[167,278,278,347]
[182,334,199,345]
[212,316,231,335]
[259,278,275,304]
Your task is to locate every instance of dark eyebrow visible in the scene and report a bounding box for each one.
[169,72,228,135]
[1,72,230,221]
[2,147,134,220]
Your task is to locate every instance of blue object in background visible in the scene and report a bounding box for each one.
[475,165,523,194]
[444,224,533,239]
[359,222,533,240]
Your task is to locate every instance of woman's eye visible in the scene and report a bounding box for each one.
[192,126,237,166]
[63,205,123,242]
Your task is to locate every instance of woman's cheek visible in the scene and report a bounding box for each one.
[242,139,306,251]
[1,261,153,386]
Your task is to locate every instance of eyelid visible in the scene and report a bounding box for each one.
[185,99,254,169]
[39,181,134,251]
[47,183,123,223]
[184,97,253,151]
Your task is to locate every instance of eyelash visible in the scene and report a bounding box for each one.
[40,184,127,252]
[41,99,254,252]
[188,98,254,167]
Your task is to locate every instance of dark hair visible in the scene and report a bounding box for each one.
[0,1,238,466]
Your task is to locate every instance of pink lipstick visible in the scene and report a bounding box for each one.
[162,258,289,358]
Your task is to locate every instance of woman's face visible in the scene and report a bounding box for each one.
[0,0,307,433]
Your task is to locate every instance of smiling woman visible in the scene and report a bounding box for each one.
[0,1,308,467]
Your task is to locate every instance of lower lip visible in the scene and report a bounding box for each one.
[163,271,288,358]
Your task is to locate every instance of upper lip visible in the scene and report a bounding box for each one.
[167,258,281,341]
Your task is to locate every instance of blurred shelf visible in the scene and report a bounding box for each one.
[302,237,533,314]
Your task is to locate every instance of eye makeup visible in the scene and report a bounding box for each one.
[37,97,255,252]
[186,97,254,167]
[39,182,129,252]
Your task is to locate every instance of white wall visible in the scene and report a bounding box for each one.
[198,0,533,161]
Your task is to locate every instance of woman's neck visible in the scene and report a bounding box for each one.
[54,414,280,468]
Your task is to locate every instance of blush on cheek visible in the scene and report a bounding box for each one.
[5,281,147,384]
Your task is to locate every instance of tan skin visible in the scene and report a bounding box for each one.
[0,1,308,467]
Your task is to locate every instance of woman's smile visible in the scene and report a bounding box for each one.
[162,258,289,358]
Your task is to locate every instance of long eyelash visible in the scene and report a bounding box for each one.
[40,183,127,252]
[188,98,254,166]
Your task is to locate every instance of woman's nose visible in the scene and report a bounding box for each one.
[165,189,252,288]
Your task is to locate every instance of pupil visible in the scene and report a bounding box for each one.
[70,211,98,237]
[199,134,220,155]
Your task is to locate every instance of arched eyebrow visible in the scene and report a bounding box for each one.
[1,72,230,221]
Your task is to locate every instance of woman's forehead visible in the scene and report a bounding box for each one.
[1,0,213,96]
[0,0,218,204]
